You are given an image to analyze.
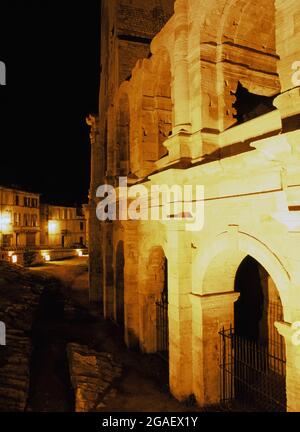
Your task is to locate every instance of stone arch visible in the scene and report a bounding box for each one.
[189,0,280,132]
[133,50,173,177]
[139,244,168,353]
[122,47,173,178]
[189,0,276,54]
[193,230,290,320]
[191,230,289,407]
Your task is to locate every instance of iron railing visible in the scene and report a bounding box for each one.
[156,291,169,360]
[219,325,286,412]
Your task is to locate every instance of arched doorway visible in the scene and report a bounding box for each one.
[220,255,287,411]
[141,246,169,358]
[115,241,125,327]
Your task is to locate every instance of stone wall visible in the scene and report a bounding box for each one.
[91,0,300,412]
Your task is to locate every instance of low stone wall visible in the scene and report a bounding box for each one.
[0,248,88,267]
[67,343,122,412]
[0,262,46,411]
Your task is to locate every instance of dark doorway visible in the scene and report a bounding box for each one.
[234,256,264,341]
[220,256,286,411]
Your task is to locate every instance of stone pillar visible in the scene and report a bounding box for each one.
[173,0,190,132]
[86,115,103,310]
[190,292,239,407]
[123,221,140,349]
[88,201,102,307]
[103,222,114,320]
[275,321,300,412]
[137,243,166,354]
[274,0,300,125]
[137,254,158,354]
[167,225,193,401]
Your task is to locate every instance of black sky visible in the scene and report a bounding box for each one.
[0,1,101,205]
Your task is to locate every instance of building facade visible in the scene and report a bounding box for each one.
[0,186,40,250]
[40,204,87,249]
[89,0,300,411]
[0,186,88,264]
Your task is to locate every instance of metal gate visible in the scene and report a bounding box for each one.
[156,290,169,360]
[219,325,286,412]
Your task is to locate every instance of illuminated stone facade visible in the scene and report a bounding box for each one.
[40,204,87,249]
[0,186,40,250]
[0,186,88,265]
[89,0,300,411]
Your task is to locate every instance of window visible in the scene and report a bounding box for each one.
[24,214,29,227]
[80,222,84,231]
[32,214,38,227]
[15,195,19,206]
[232,82,275,124]
[14,213,19,226]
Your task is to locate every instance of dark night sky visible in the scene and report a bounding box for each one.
[0,1,101,205]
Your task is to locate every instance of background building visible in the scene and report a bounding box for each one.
[40,204,87,249]
[0,186,88,264]
[0,186,40,249]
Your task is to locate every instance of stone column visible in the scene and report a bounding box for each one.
[123,221,140,349]
[190,291,239,407]
[86,115,103,310]
[103,222,114,320]
[167,224,193,401]
[275,321,300,412]
[137,253,158,354]
[173,0,190,132]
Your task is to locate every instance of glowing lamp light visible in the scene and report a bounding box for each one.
[41,252,51,262]
[48,221,58,234]
[0,213,12,232]
[11,255,18,264]
[77,249,83,257]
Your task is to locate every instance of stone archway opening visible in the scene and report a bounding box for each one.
[220,255,287,411]
[140,246,168,358]
[193,234,289,410]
